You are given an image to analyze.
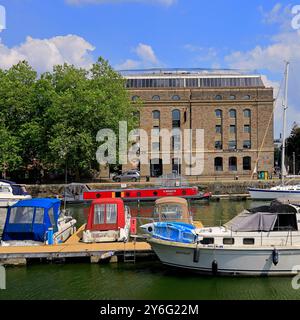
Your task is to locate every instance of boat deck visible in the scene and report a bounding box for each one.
[0,224,152,265]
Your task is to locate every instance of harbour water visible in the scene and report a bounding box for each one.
[1,200,300,300]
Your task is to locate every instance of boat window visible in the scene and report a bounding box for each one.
[34,208,44,224]
[9,207,35,224]
[48,207,55,227]
[223,237,235,245]
[0,186,10,193]
[106,204,117,224]
[159,204,183,221]
[200,238,214,245]
[94,204,105,224]
[243,238,255,245]
[272,214,298,231]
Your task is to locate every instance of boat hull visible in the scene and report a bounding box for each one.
[248,188,300,200]
[149,238,300,276]
[84,187,211,202]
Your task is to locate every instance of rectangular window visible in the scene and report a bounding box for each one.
[243,238,255,245]
[230,125,236,134]
[215,141,223,150]
[152,127,160,136]
[34,208,44,224]
[106,204,117,224]
[200,238,214,245]
[243,140,251,149]
[228,141,237,150]
[152,142,160,151]
[216,125,222,134]
[94,204,105,225]
[244,125,251,133]
[186,78,198,87]
[223,238,235,245]
[9,207,35,224]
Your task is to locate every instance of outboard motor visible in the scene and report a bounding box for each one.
[272,248,279,266]
[212,260,218,275]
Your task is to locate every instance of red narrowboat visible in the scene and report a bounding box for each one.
[82,198,131,243]
[83,186,211,202]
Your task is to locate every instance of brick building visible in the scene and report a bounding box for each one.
[117,69,274,178]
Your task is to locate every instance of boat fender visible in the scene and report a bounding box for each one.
[272,248,279,266]
[212,260,218,275]
[193,244,200,263]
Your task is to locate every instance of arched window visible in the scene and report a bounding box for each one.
[243,95,251,100]
[172,109,181,128]
[243,157,251,171]
[152,110,160,120]
[215,157,223,172]
[215,95,222,100]
[229,95,236,100]
[215,109,222,118]
[152,95,160,101]
[229,109,237,118]
[229,157,237,171]
[132,95,140,101]
[172,95,180,101]
[244,109,251,118]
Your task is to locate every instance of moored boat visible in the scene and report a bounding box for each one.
[1,198,76,246]
[82,198,131,243]
[0,179,31,207]
[83,186,211,202]
[248,185,300,200]
[147,199,300,276]
[140,197,203,236]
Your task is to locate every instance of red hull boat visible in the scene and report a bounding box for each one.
[83,186,211,202]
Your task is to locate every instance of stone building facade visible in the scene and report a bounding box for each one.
[120,70,274,178]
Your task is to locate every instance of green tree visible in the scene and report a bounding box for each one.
[0,123,21,179]
[286,123,300,174]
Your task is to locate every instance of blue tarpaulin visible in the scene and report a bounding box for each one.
[2,198,61,242]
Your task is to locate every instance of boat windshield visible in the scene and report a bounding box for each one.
[9,207,35,224]
[156,204,183,221]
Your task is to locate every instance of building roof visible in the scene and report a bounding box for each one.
[120,68,265,89]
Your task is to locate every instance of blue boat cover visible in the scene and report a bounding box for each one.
[2,198,61,242]
[152,222,196,244]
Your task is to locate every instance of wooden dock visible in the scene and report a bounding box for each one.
[0,225,153,266]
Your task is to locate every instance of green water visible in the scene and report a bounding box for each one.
[1,200,300,300]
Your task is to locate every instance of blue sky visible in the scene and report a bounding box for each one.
[0,0,299,135]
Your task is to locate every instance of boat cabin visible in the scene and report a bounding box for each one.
[2,198,61,242]
[225,200,300,232]
[83,198,131,243]
[154,197,192,224]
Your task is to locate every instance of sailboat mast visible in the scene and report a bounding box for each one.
[281,61,289,186]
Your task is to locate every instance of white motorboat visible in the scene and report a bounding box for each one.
[0,179,31,207]
[248,185,300,200]
[148,199,300,276]
[140,197,203,236]
[249,62,300,200]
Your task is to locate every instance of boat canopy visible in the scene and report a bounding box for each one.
[86,198,126,232]
[154,197,192,223]
[2,198,61,242]
[0,179,30,196]
[225,202,299,232]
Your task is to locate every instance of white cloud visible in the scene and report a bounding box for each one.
[0,34,95,73]
[135,43,158,64]
[225,4,300,135]
[66,0,176,6]
[116,43,160,69]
